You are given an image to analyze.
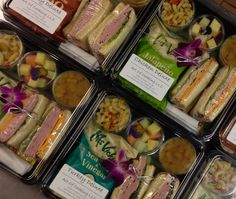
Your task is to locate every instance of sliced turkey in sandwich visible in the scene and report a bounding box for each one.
[63,0,113,51]
[191,66,236,122]
[88,2,137,64]
[170,58,219,112]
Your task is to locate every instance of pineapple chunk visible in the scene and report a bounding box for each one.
[199,17,210,28]
[210,18,221,37]
[147,122,162,139]
[191,23,201,36]
[19,64,31,76]
[147,140,159,151]
[140,132,150,142]
[37,78,48,88]
[207,38,217,48]
[35,52,46,65]
[44,59,56,71]
[139,118,151,129]
[27,78,39,88]
[134,140,147,153]
[0,52,4,65]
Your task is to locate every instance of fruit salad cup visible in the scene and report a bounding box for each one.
[17,51,57,89]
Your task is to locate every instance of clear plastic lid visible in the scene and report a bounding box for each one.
[0,21,98,183]
[2,0,156,73]
[41,89,204,199]
[189,154,236,199]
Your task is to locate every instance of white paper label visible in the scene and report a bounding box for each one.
[227,123,236,144]
[49,164,108,199]
[120,54,174,101]
[9,0,67,34]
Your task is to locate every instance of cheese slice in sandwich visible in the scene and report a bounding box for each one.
[7,95,50,148]
[23,104,62,158]
[0,93,38,142]
[171,58,219,112]
[36,109,71,160]
[88,2,137,64]
[191,66,236,122]
[63,0,113,51]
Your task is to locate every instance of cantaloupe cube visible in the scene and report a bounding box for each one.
[207,38,217,48]
[191,23,201,36]
[127,134,136,146]
[35,52,46,65]
[19,64,31,76]
[199,17,210,28]
[47,71,56,79]
[44,59,56,71]
[210,18,221,36]
[147,122,162,139]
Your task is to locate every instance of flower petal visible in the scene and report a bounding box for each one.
[100,158,117,171]
[118,149,126,162]
[119,159,133,171]
[191,39,201,48]
[2,103,12,113]
[0,86,11,95]
[108,168,125,186]
[15,92,27,101]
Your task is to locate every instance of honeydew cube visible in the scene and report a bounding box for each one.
[35,52,46,65]
[27,78,39,88]
[199,17,210,28]
[147,140,159,151]
[134,139,147,153]
[147,122,162,139]
[44,59,56,71]
[37,78,47,88]
[19,64,31,76]
[210,19,221,36]
[140,132,150,142]
[191,23,201,36]
[139,118,151,129]
[207,38,217,48]
[47,71,56,79]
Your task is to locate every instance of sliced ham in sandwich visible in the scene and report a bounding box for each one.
[88,2,137,64]
[63,0,113,51]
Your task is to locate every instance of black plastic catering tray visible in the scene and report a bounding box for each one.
[2,0,159,75]
[41,87,205,199]
[0,20,98,183]
[111,0,236,142]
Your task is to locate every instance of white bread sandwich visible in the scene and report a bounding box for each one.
[191,66,236,122]
[88,2,137,64]
[170,58,219,112]
[7,94,50,148]
[142,172,180,199]
[111,156,147,199]
[63,0,113,51]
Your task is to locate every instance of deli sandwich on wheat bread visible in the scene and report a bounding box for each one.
[88,2,137,64]
[63,0,113,51]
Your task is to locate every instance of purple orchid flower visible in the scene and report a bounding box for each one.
[0,82,27,113]
[172,39,203,67]
[101,149,136,186]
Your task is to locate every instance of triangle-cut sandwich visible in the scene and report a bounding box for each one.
[88,2,137,64]
[63,0,113,51]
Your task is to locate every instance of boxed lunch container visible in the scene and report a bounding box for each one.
[1,0,159,74]
[112,0,236,141]
[41,88,205,199]
[181,151,236,199]
[0,20,98,183]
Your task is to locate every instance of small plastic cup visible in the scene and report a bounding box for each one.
[95,95,132,134]
[52,71,91,109]
[158,0,195,34]
[17,51,57,89]
[189,15,225,53]
[0,30,24,69]
[126,117,164,155]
